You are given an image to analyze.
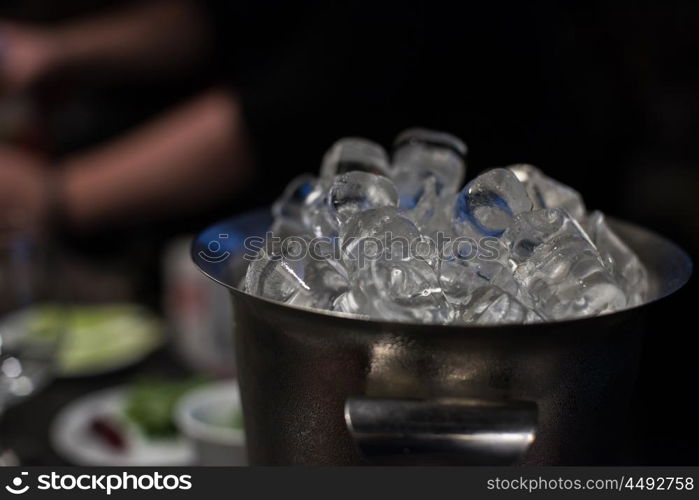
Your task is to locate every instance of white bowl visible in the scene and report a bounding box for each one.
[175,380,246,465]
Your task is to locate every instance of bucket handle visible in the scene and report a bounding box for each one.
[345,397,537,465]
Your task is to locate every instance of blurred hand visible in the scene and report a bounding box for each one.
[0,23,55,93]
[0,146,52,232]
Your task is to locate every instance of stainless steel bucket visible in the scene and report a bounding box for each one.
[192,209,692,465]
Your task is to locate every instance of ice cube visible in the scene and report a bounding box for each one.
[244,248,310,304]
[328,171,398,226]
[432,192,461,233]
[244,239,348,310]
[508,164,586,221]
[269,217,307,239]
[320,137,390,183]
[439,240,519,306]
[272,174,316,221]
[403,175,439,231]
[339,207,423,274]
[300,257,350,309]
[301,143,394,239]
[356,255,452,323]
[453,168,533,237]
[455,285,543,324]
[586,211,648,306]
[402,183,458,252]
[333,289,365,315]
[502,208,626,319]
[300,177,338,238]
[392,128,467,207]
[392,168,428,209]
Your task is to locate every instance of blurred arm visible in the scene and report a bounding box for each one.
[0,0,211,91]
[49,0,211,77]
[59,88,252,230]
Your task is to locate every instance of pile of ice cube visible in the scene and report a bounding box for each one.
[244,129,648,324]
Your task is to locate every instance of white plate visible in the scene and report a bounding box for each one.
[51,387,195,466]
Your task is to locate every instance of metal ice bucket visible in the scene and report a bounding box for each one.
[192,209,692,465]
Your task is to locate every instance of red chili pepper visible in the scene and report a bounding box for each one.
[90,417,127,452]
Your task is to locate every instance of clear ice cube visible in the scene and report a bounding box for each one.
[320,137,390,183]
[392,128,467,208]
[328,171,399,226]
[300,143,395,239]
[339,207,422,274]
[300,181,337,238]
[453,168,533,237]
[269,217,307,239]
[356,255,451,323]
[244,248,310,304]
[300,257,350,309]
[586,211,648,306]
[455,285,543,324]
[403,175,439,231]
[332,288,370,317]
[244,241,348,310]
[439,239,519,306]
[272,174,316,221]
[502,208,626,319]
[508,164,586,221]
[401,180,457,247]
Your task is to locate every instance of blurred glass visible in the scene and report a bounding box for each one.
[163,237,235,378]
[0,230,62,417]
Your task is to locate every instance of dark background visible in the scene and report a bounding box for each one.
[0,0,697,464]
